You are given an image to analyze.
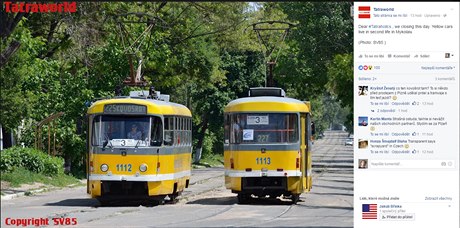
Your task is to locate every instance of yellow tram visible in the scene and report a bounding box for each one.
[86,91,192,205]
[224,87,314,204]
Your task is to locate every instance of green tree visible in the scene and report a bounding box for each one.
[1,2,357,170]
[274,2,353,133]
[277,2,353,99]
[326,53,353,133]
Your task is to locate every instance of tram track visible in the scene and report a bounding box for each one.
[2,131,353,227]
[170,132,349,227]
[311,131,351,179]
[241,131,354,226]
[179,181,224,203]
[82,169,227,225]
[157,203,236,227]
[234,131,352,227]
[234,203,295,227]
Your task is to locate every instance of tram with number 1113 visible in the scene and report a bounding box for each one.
[224,87,314,204]
[86,90,192,205]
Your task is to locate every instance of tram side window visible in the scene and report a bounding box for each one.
[179,117,187,146]
[164,117,192,146]
[176,118,178,145]
[174,117,178,146]
[189,118,192,145]
[184,118,188,145]
[175,117,179,146]
[171,117,175,146]
[181,118,185,146]
[178,117,191,146]
[150,117,163,146]
[224,114,229,144]
[306,113,312,151]
[288,114,299,142]
[177,117,184,146]
[190,118,192,145]
[181,117,186,146]
[189,118,193,145]
[178,117,182,146]
[186,118,192,145]
[181,117,190,146]
[164,117,174,146]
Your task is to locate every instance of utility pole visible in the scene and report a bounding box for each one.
[267,61,275,87]
[113,3,168,89]
[247,21,296,87]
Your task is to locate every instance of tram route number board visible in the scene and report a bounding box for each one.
[247,115,269,125]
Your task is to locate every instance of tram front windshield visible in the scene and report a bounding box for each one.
[92,116,161,147]
[226,113,298,144]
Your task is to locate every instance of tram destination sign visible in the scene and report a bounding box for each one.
[103,104,147,114]
[247,115,269,125]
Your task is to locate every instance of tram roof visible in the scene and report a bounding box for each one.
[224,96,311,113]
[87,98,192,116]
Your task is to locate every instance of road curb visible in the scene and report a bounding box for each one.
[1,183,82,201]
[1,167,220,201]
[1,187,49,201]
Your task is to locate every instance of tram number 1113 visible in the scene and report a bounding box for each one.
[256,157,271,165]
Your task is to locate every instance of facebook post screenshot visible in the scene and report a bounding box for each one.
[0,1,459,228]
[355,2,459,228]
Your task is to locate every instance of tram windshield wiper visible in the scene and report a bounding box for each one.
[102,134,113,149]
[135,139,141,149]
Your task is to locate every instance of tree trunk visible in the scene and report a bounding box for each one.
[0,40,20,68]
[0,11,29,40]
[0,10,30,66]
[64,154,72,174]
[194,115,208,163]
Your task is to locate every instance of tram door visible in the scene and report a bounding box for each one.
[299,114,307,192]
[86,115,91,194]
[305,113,313,191]
[299,113,313,192]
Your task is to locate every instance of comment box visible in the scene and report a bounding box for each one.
[369,160,455,169]
[354,2,459,228]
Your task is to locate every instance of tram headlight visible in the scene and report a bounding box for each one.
[100,164,109,172]
[139,163,148,172]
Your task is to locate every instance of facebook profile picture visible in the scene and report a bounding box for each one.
[358,116,368,126]
[358,65,364,70]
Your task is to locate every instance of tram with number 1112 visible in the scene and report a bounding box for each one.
[86,90,192,205]
[224,87,314,204]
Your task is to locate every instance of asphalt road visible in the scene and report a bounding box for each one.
[1,130,353,227]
